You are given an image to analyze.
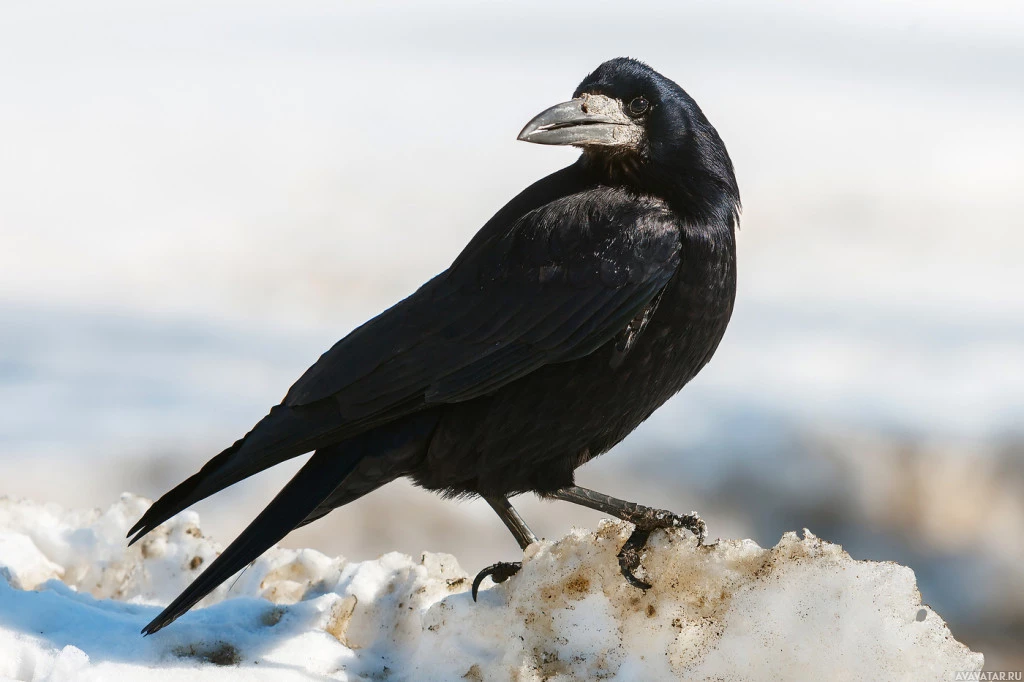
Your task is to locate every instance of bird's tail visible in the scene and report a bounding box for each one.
[140,443,361,635]
[127,402,346,546]
[139,411,437,635]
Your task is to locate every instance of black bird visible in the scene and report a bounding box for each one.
[131,57,740,634]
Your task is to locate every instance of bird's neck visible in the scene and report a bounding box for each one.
[577,154,740,231]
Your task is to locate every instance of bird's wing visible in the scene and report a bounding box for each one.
[126,185,681,551]
[285,187,681,411]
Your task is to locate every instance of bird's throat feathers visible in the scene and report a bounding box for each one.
[580,139,741,232]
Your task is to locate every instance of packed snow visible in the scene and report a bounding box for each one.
[0,494,981,681]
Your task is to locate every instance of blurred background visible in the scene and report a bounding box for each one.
[1,0,1021,669]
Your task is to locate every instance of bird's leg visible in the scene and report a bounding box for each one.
[486,495,538,550]
[471,495,538,601]
[546,486,706,590]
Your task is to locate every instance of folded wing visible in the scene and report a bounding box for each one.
[286,187,682,410]
[129,186,681,545]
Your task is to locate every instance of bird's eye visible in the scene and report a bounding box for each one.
[627,96,649,116]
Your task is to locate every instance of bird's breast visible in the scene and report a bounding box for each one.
[418,221,737,497]
[607,223,736,414]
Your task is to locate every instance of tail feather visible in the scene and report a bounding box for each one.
[127,438,246,545]
[138,410,438,635]
[140,442,361,635]
[127,403,341,545]
[294,411,439,528]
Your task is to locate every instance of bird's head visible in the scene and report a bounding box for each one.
[519,58,739,222]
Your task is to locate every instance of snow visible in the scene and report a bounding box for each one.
[0,495,982,681]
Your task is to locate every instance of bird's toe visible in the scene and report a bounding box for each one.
[471,561,523,601]
[665,510,707,545]
[633,508,707,545]
[617,527,653,590]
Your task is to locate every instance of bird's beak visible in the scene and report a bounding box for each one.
[518,94,638,147]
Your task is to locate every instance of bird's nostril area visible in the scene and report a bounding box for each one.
[581,102,589,114]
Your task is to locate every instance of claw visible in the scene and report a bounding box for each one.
[616,509,707,591]
[617,527,653,589]
[471,561,522,601]
[671,511,706,545]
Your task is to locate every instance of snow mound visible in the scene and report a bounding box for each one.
[0,494,982,681]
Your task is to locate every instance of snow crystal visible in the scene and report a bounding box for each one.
[0,494,982,681]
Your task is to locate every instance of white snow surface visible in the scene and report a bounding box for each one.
[0,495,982,681]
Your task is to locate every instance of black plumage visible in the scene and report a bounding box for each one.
[131,57,740,634]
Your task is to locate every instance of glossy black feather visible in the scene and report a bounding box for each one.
[132,57,741,633]
[140,412,437,635]
[285,187,680,409]
[141,445,363,635]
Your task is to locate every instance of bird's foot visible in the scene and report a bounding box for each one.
[471,561,522,601]
[617,508,706,590]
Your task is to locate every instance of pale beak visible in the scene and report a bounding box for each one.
[518,94,638,147]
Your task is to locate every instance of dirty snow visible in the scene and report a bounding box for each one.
[0,495,982,681]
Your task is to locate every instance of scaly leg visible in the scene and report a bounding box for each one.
[546,486,706,589]
[471,495,538,600]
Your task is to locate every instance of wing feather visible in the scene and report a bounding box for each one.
[285,188,681,422]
